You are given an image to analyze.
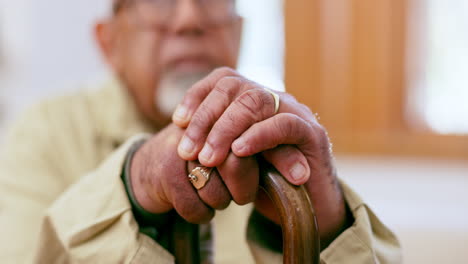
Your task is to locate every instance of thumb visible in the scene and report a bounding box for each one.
[261,145,310,186]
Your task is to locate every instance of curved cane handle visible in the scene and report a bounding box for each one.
[259,163,320,263]
[170,163,320,264]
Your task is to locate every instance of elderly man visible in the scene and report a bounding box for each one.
[0,0,400,263]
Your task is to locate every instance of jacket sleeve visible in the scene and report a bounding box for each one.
[0,105,174,263]
[246,180,402,264]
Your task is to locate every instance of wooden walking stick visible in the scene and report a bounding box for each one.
[169,162,320,264]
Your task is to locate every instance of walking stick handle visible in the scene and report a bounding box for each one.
[169,162,320,264]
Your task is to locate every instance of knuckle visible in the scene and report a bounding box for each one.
[214,76,240,98]
[213,67,238,77]
[217,200,231,210]
[176,197,213,224]
[221,199,232,209]
[314,124,331,153]
[209,197,231,210]
[233,191,256,205]
[206,114,239,146]
[275,113,295,138]
[276,114,310,144]
[204,132,227,152]
[300,103,314,116]
[184,212,212,224]
[281,92,314,119]
[224,110,238,126]
[261,89,276,114]
[312,122,328,142]
[189,108,216,134]
[281,92,297,106]
[200,180,232,209]
[236,89,268,120]
[220,159,258,205]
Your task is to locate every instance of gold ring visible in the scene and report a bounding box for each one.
[188,166,213,190]
[264,88,280,114]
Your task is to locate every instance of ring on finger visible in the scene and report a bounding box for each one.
[188,166,214,190]
[264,88,280,114]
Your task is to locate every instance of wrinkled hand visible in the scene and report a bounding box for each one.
[130,124,259,223]
[172,67,349,245]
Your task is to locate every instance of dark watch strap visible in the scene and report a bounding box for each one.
[121,139,173,239]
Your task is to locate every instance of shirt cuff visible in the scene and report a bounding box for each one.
[320,180,402,264]
[121,137,215,263]
[121,138,173,242]
[34,135,175,263]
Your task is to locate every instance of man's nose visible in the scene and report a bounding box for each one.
[170,0,205,36]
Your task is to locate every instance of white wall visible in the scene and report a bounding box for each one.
[0,0,109,122]
[409,0,468,134]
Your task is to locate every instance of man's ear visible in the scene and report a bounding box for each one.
[94,19,120,70]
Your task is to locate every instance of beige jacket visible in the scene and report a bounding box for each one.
[0,79,401,263]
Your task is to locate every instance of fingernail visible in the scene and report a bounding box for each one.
[173,104,189,122]
[199,144,214,163]
[232,138,246,154]
[290,162,307,181]
[179,136,195,156]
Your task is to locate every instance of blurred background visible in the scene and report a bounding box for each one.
[0,0,467,263]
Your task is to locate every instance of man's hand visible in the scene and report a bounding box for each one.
[130,124,260,224]
[172,67,350,246]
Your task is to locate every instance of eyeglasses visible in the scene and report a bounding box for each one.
[116,0,237,27]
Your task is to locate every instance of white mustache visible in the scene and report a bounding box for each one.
[154,71,210,118]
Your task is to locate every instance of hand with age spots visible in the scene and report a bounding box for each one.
[172,67,351,247]
[130,123,259,224]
